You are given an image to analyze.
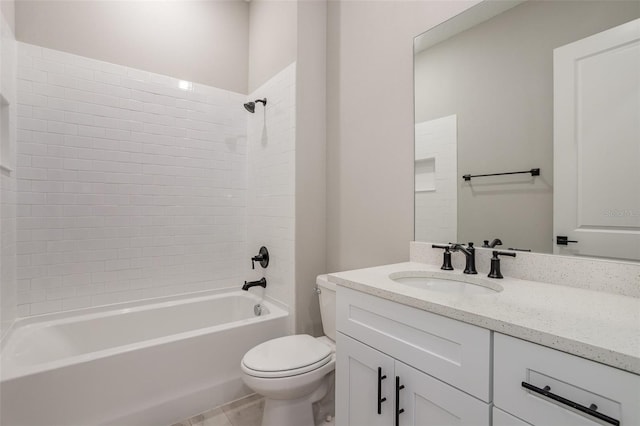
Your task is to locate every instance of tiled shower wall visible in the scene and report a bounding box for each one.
[246,63,296,319]
[15,43,248,316]
[1,12,17,337]
[414,116,457,244]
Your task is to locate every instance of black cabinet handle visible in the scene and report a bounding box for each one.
[556,236,578,245]
[395,376,405,426]
[377,367,387,415]
[521,382,619,426]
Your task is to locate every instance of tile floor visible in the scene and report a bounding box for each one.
[171,394,264,426]
[172,393,335,426]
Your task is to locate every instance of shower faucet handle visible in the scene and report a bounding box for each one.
[251,246,270,270]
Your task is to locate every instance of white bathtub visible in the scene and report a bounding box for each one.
[0,290,288,426]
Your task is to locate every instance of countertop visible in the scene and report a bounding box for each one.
[328,262,640,375]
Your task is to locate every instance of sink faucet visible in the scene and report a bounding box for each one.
[450,242,477,275]
[482,238,502,248]
[242,277,267,291]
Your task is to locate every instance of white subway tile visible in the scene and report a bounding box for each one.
[33,58,65,74]
[18,91,47,107]
[30,300,63,315]
[48,73,77,89]
[18,67,47,83]
[31,156,64,169]
[15,43,280,316]
[62,296,92,310]
[64,65,93,80]
[31,180,65,193]
[32,107,65,121]
[62,273,91,287]
[78,125,105,138]
[48,97,79,112]
[63,158,93,170]
[65,112,95,126]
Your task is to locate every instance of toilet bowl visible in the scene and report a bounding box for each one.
[241,275,336,426]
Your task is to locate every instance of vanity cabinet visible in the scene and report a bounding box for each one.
[335,285,640,426]
[336,286,491,426]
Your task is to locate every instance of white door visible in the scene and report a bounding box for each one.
[554,18,640,261]
[396,362,490,426]
[336,332,394,426]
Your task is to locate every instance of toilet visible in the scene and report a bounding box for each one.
[241,275,336,426]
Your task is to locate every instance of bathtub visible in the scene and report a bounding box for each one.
[0,290,288,426]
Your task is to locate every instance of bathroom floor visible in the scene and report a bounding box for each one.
[171,394,335,426]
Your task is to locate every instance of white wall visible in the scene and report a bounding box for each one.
[0,0,14,33]
[294,0,327,336]
[0,2,17,338]
[245,63,296,327]
[326,0,479,272]
[15,44,247,316]
[248,0,297,93]
[15,1,249,93]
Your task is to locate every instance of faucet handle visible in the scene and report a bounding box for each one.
[432,244,454,270]
[251,246,270,270]
[488,251,516,279]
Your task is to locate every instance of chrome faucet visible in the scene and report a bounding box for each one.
[450,242,477,275]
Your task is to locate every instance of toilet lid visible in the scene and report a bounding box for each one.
[242,335,332,377]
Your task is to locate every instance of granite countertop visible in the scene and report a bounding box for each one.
[328,262,640,375]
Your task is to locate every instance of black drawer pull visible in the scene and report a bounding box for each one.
[377,367,387,414]
[395,376,405,426]
[521,382,620,426]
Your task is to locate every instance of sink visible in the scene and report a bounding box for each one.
[389,272,502,295]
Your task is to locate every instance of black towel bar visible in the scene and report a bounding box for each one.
[463,168,540,181]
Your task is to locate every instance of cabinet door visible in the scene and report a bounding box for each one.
[493,408,532,426]
[396,362,490,426]
[336,332,394,426]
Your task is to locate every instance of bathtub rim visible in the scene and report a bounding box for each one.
[1,288,288,382]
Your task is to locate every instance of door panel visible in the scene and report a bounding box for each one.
[554,18,640,260]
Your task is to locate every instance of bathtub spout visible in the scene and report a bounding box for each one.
[243,277,267,291]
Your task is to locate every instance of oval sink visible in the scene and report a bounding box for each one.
[389,272,502,295]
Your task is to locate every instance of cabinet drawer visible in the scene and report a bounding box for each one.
[337,286,491,401]
[494,333,640,426]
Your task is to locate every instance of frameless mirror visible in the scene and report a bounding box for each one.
[414,0,640,261]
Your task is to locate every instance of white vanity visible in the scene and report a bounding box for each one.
[330,243,640,426]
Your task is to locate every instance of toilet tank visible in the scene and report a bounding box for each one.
[316,275,336,341]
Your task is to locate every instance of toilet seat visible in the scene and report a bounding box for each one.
[241,335,333,378]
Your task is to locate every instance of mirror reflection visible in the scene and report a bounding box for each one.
[414,0,640,261]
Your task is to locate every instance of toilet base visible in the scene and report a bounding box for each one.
[261,379,329,426]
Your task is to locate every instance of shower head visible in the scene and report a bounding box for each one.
[243,102,255,113]
[243,98,267,113]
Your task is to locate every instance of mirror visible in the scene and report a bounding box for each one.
[414,0,640,260]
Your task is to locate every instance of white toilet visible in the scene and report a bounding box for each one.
[241,275,336,426]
